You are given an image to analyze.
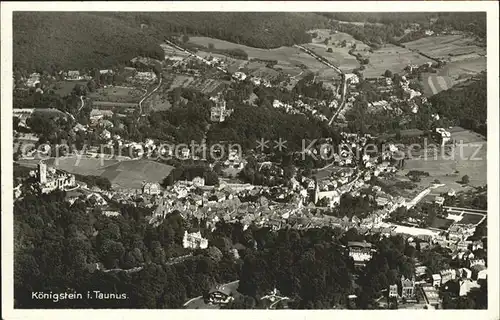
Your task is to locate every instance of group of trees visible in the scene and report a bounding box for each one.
[292,73,337,101]
[161,164,219,187]
[137,90,211,143]
[13,12,164,72]
[330,20,405,48]
[429,73,487,136]
[322,12,486,39]
[13,189,244,308]
[14,183,487,309]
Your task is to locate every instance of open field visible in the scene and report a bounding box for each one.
[52,80,88,96]
[165,73,228,96]
[303,42,359,73]
[166,74,195,89]
[88,86,143,103]
[430,217,454,230]
[399,127,486,192]
[422,73,454,96]
[403,35,486,61]
[188,36,328,76]
[92,101,139,108]
[310,29,371,50]
[304,30,372,73]
[96,159,174,190]
[362,44,429,78]
[35,156,174,190]
[459,213,484,225]
[46,157,120,176]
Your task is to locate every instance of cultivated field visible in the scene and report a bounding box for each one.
[459,213,484,225]
[421,56,485,96]
[403,35,486,62]
[399,127,487,193]
[92,101,139,108]
[362,44,429,78]
[305,30,372,73]
[46,156,119,176]
[88,86,143,103]
[422,73,454,96]
[188,36,327,76]
[165,73,228,96]
[52,80,88,96]
[303,42,359,73]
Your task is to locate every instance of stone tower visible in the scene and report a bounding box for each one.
[38,160,47,184]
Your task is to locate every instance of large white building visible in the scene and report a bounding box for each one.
[182,231,209,249]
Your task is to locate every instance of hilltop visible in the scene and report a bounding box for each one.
[13,12,328,72]
[13,12,164,72]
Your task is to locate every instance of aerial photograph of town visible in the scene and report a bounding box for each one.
[3,5,497,315]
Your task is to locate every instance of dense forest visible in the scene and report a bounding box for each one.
[13,12,164,72]
[14,12,327,72]
[14,188,487,309]
[429,73,487,136]
[321,12,486,39]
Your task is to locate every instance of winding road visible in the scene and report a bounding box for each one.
[136,76,163,123]
[294,45,348,125]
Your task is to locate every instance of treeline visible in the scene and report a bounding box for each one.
[136,89,212,143]
[206,102,339,152]
[13,12,164,72]
[13,190,241,308]
[429,73,487,136]
[321,13,486,39]
[185,42,249,60]
[330,20,405,47]
[161,165,219,187]
[112,12,329,49]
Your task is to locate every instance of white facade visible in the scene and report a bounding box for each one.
[183,231,208,249]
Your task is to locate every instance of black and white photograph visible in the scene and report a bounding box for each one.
[1,1,499,319]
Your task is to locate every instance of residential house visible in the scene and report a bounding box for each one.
[142,182,161,195]
[440,269,457,285]
[100,129,111,140]
[345,73,359,84]
[135,72,157,82]
[468,259,486,268]
[432,274,441,288]
[420,285,440,308]
[232,72,247,81]
[192,176,205,188]
[435,196,445,206]
[66,70,81,80]
[389,284,399,298]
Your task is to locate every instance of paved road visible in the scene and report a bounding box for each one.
[293,45,348,125]
[138,76,163,118]
[78,95,85,113]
